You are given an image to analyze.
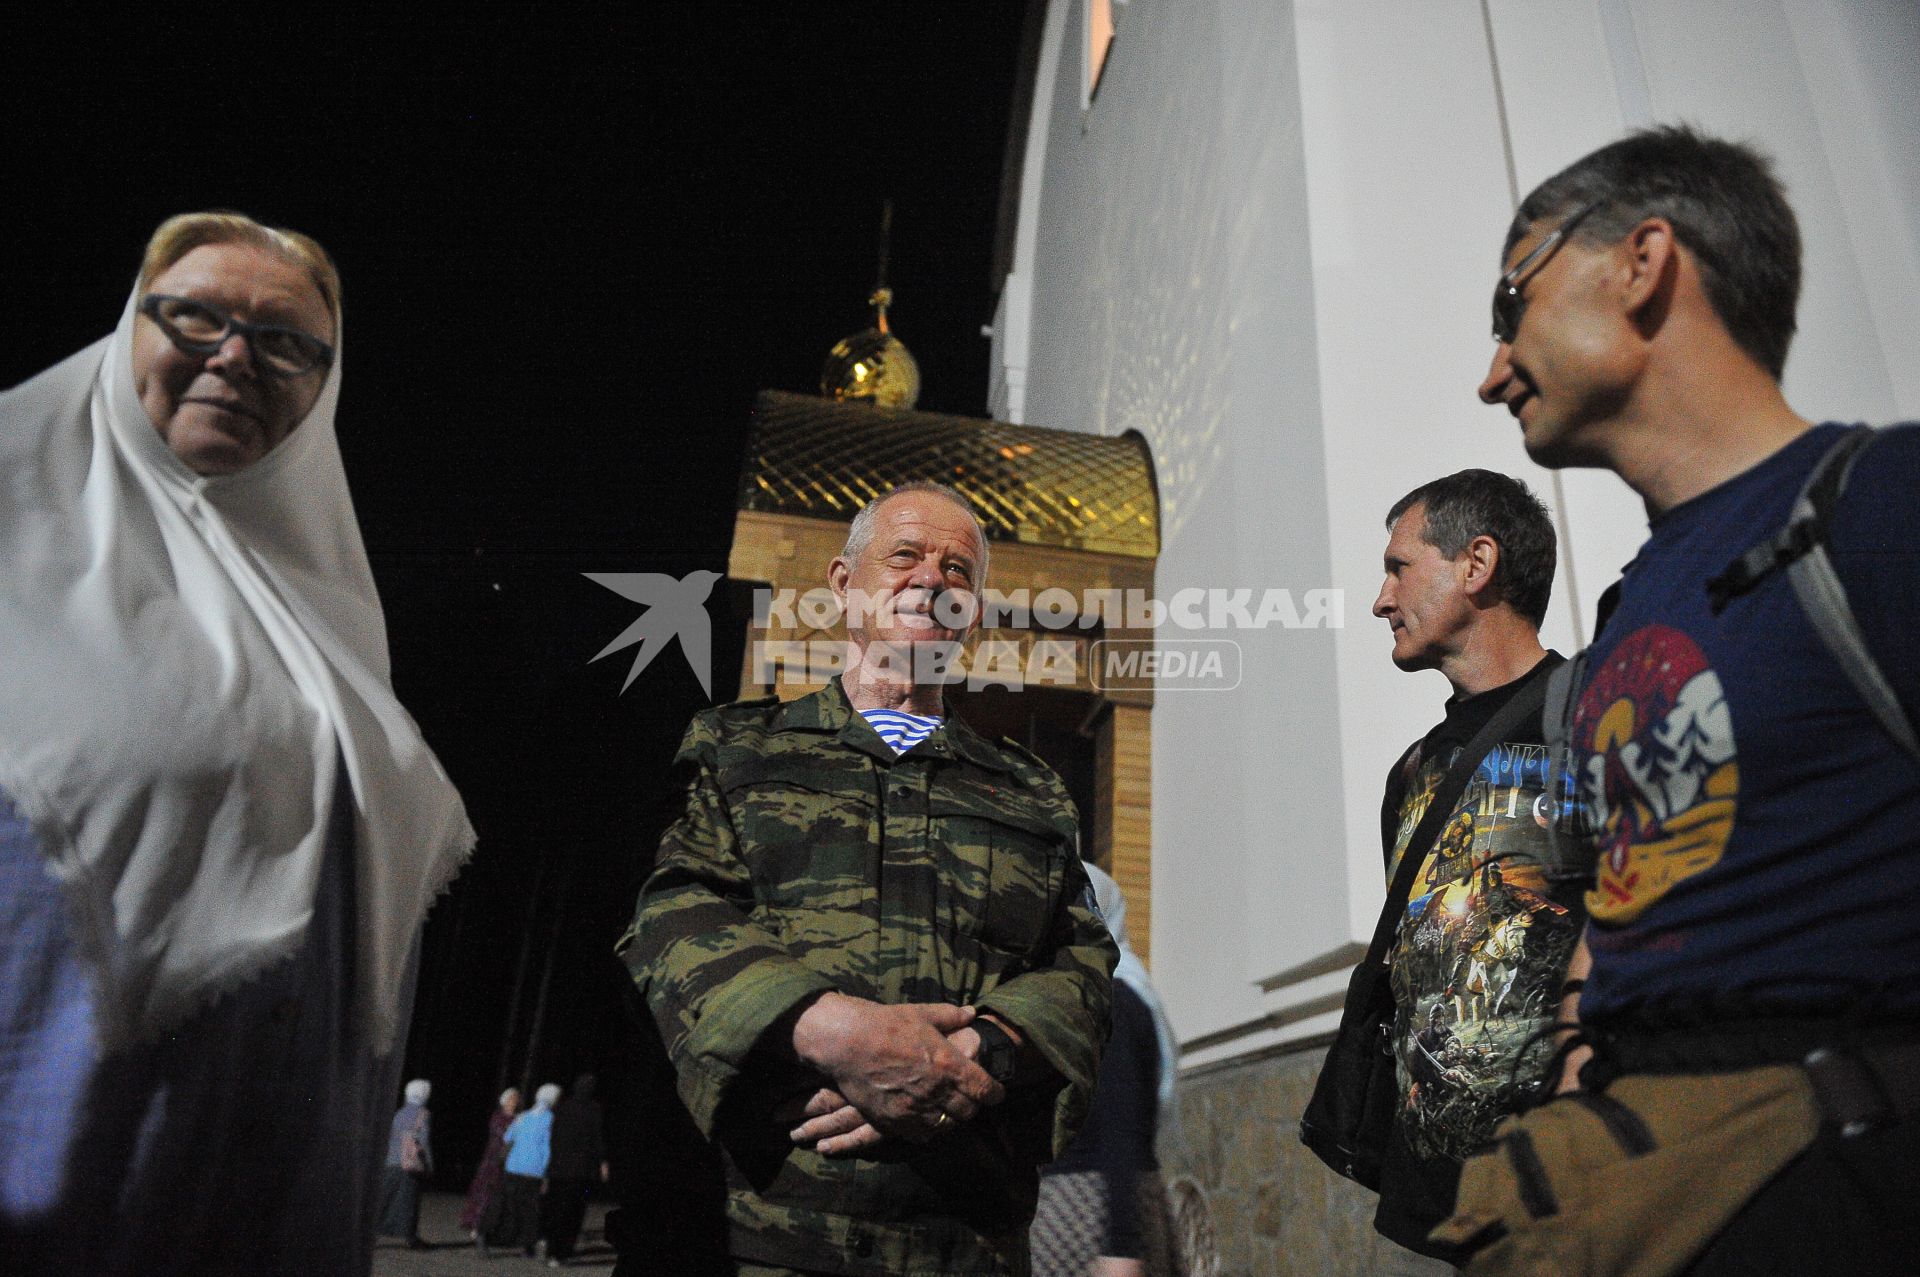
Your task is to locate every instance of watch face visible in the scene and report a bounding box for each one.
[978,1024,1018,1081]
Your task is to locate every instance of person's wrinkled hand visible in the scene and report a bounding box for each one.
[788,995,1003,1152]
[783,1085,877,1156]
[947,1024,982,1062]
[787,1013,1007,1155]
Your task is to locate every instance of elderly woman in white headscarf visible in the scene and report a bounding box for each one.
[0,213,473,1275]
[378,1079,435,1247]
[1031,864,1183,1277]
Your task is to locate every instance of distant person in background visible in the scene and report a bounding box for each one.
[377,1079,434,1249]
[543,1073,609,1266]
[1031,865,1183,1277]
[484,1081,561,1258]
[461,1087,521,1240]
[0,212,473,1277]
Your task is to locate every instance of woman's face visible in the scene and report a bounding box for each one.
[131,241,333,476]
[503,1090,522,1116]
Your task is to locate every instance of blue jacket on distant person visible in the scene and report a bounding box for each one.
[503,1105,555,1177]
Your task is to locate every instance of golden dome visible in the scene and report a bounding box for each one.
[822,288,921,409]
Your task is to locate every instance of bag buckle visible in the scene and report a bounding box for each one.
[1803,1046,1894,1138]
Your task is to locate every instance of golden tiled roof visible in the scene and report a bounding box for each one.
[738,390,1159,559]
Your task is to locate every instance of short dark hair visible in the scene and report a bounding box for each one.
[1506,124,1800,380]
[1386,470,1556,628]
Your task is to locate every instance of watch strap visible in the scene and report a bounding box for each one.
[973,1017,1019,1082]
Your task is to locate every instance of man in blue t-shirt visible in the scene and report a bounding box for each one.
[1477,124,1920,1273]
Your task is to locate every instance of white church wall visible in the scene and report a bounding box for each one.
[1017,0,1347,1062]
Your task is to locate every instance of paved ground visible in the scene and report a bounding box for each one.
[372,1191,616,1276]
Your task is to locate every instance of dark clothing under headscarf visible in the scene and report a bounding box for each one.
[547,1079,607,1181]
[543,1077,608,1261]
[1031,865,1180,1277]
[1042,983,1163,1253]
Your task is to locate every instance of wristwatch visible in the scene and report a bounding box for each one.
[974,1018,1020,1083]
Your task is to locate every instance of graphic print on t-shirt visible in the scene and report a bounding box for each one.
[1386,742,1583,1162]
[1574,624,1739,924]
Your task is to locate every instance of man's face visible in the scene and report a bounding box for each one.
[1372,503,1473,672]
[831,491,985,670]
[132,241,334,476]
[1477,217,1636,468]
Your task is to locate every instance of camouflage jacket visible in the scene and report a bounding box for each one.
[620,677,1117,1276]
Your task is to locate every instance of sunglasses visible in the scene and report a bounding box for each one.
[1491,199,1606,344]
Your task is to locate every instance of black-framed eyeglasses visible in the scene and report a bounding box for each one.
[138,294,335,378]
[1491,199,1606,344]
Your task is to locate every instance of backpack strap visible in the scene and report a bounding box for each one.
[1787,521,1920,763]
[1705,425,1874,612]
[1366,659,1561,966]
[1705,425,1918,764]
[1543,580,1620,765]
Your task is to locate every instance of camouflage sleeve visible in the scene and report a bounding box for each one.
[617,715,836,1137]
[975,836,1119,1159]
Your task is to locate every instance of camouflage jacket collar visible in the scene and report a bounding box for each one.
[775,676,1012,772]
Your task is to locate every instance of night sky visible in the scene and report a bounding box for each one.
[4,5,1036,1187]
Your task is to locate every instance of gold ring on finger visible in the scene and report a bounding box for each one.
[934,1111,952,1131]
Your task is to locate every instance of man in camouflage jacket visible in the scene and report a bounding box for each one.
[622,483,1118,1276]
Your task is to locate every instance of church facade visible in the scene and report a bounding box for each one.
[988,2,1920,1271]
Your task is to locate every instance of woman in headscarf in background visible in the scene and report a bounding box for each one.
[1031,864,1184,1277]
[462,1086,522,1239]
[0,212,474,1276]
[485,1081,562,1259]
[543,1072,609,1264]
[378,1079,435,1248]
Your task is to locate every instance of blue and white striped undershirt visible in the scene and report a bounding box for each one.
[860,708,942,755]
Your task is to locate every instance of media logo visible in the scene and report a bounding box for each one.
[1091,639,1242,692]
[584,570,722,696]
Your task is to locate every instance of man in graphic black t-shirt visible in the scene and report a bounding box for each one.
[1366,469,1588,1270]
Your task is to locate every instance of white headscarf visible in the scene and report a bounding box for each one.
[534,1083,562,1110]
[0,285,474,1057]
[1085,864,1180,1121]
[405,1079,432,1106]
